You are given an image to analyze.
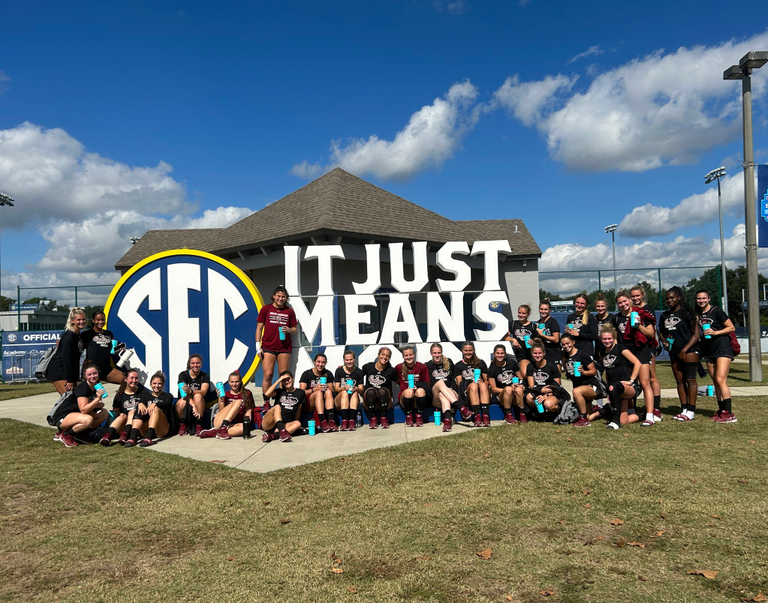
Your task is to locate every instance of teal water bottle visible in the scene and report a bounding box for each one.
[702,323,712,339]
[407,374,415,389]
[630,311,639,327]
[346,378,354,394]
[94,383,108,399]
[573,361,581,377]
[433,410,440,425]
[473,368,481,382]
[308,420,316,436]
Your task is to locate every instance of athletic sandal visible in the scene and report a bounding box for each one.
[198,428,217,439]
[653,408,663,422]
[641,418,654,426]
[672,413,691,421]
[605,422,620,430]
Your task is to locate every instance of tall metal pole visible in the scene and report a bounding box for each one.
[716,177,729,314]
[611,230,618,308]
[741,74,763,381]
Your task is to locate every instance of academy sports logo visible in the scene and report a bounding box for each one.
[104,249,264,388]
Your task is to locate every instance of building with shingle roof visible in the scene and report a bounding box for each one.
[116,168,541,331]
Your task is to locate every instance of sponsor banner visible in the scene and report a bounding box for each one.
[1,330,61,381]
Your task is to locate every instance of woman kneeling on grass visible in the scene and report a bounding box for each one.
[560,333,606,428]
[395,345,431,427]
[425,343,462,432]
[199,371,255,440]
[597,325,642,430]
[262,371,306,443]
[100,368,146,447]
[176,354,211,437]
[525,340,566,420]
[488,344,525,424]
[52,361,108,448]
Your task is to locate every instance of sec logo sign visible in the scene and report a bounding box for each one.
[105,249,264,386]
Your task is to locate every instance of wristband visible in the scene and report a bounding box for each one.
[628,379,635,385]
[255,342,261,354]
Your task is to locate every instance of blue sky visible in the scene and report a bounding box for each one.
[1,0,767,302]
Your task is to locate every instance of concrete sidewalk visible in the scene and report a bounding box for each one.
[3,383,767,473]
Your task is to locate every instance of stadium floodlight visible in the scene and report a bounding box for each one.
[604,223,618,310]
[704,167,728,314]
[0,192,14,304]
[723,51,767,382]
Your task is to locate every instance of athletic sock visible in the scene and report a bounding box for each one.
[722,398,732,413]
[275,421,286,432]
[222,420,231,428]
[121,429,131,439]
[129,427,141,442]
[645,412,654,422]
[480,404,489,418]
[653,395,660,411]
[317,413,326,424]
[144,428,156,441]
[64,427,76,437]
[107,427,117,437]
[471,404,480,419]
[442,409,452,421]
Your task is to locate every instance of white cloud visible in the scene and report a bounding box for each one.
[0,122,192,229]
[496,30,768,172]
[619,172,751,237]
[568,45,604,64]
[291,81,480,182]
[538,224,768,296]
[289,160,323,179]
[492,74,577,127]
[34,206,252,274]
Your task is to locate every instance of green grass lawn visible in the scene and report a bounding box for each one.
[2,396,768,602]
[0,382,56,402]
[653,359,768,389]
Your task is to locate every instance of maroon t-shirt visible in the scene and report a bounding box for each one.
[394,362,429,392]
[257,304,297,352]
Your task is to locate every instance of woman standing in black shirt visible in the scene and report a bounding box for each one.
[536,300,561,366]
[695,289,737,423]
[659,287,700,421]
[425,343,461,432]
[630,286,662,421]
[80,310,124,384]
[598,325,642,429]
[560,333,605,427]
[565,294,598,355]
[362,347,397,429]
[46,308,86,395]
[505,304,535,380]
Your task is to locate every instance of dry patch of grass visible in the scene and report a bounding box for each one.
[1,396,767,602]
[0,382,56,402]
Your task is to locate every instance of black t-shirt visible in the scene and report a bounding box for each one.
[47,330,84,383]
[454,359,489,382]
[178,371,210,392]
[81,328,114,374]
[300,368,334,391]
[535,317,562,364]
[487,358,521,388]
[599,344,632,384]
[425,359,456,389]
[362,362,397,392]
[274,387,307,414]
[698,306,732,357]
[509,320,535,360]
[615,311,654,353]
[334,366,365,390]
[146,391,174,411]
[57,380,99,417]
[563,349,598,387]
[594,313,617,357]
[113,386,149,414]
[565,312,598,354]
[659,308,699,356]
[525,361,560,388]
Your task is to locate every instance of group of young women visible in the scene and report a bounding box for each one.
[48,283,738,447]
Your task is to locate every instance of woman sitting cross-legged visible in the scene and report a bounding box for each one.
[262,371,307,443]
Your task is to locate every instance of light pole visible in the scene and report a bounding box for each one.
[705,166,728,314]
[724,50,767,382]
[605,223,618,309]
[0,193,15,309]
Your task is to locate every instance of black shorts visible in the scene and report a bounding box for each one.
[634,347,653,365]
[458,379,486,404]
[263,349,292,356]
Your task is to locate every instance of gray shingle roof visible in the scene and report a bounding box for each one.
[115,168,540,270]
